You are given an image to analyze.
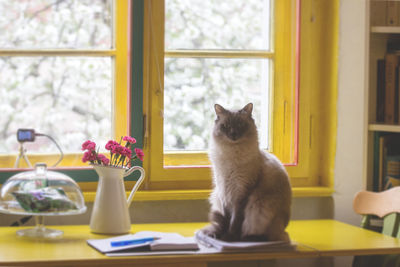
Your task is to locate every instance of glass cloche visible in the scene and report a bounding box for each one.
[0,163,86,237]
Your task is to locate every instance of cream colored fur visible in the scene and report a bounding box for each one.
[205,103,292,241]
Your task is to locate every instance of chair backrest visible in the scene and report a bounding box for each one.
[353,187,400,238]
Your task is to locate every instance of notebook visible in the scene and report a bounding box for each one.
[194,230,297,252]
[87,231,199,256]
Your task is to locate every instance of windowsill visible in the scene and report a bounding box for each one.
[83,186,334,202]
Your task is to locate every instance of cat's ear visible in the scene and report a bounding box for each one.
[241,103,253,116]
[214,104,227,117]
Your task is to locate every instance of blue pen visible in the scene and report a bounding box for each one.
[110,237,156,247]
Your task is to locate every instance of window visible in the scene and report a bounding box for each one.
[164,1,272,153]
[143,0,307,190]
[0,1,130,188]
[0,0,339,196]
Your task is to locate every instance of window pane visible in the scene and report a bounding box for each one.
[0,57,112,156]
[0,0,113,49]
[164,58,270,151]
[165,0,271,50]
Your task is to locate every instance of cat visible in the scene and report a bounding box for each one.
[200,103,292,242]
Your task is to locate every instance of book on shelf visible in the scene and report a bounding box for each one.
[386,155,400,188]
[376,42,400,125]
[398,66,400,123]
[374,133,400,192]
[384,53,398,124]
[377,59,386,123]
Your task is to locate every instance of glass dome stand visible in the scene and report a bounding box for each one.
[16,215,63,238]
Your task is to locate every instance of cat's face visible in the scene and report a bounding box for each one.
[213,103,255,143]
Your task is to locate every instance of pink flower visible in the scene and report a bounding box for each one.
[122,147,132,158]
[82,150,96,163]
[82,136,140,168]
[82,140,96,151]
[134,148,144,161]
[112,144,125,155]
[123,136,136,144]
[105,140,118,151]
[97,154,110,165]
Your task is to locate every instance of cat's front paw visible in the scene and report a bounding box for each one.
[200,224,223,239]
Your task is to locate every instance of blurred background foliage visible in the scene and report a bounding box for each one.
[164,0,271,151]
[0,0,271,156]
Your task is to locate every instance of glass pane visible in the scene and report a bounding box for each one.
[165,0,271,50]
[164,58,270,151]
[0,57,112,156]
[0,0,113,49]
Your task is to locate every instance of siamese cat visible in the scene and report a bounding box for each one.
[201,103,292,241]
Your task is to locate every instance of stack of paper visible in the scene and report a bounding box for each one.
[194,230,297,252]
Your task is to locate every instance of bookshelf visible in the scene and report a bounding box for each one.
[368,124,400,133]
[365,1,400,191]
[371,26,400,34]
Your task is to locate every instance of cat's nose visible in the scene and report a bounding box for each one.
[231,133,238,141]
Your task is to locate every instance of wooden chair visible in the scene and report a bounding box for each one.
[353,187,400,267]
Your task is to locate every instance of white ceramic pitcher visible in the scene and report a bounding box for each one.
[89,164,145,234]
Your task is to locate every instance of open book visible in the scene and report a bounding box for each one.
[87,231,199,256]
[195,230,297,252]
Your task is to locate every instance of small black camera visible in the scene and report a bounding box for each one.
[17,129,36,142]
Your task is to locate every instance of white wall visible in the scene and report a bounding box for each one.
[334,0,367,226]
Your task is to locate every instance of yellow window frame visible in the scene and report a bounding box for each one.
[142,0,338,192]
[0,0,130,193]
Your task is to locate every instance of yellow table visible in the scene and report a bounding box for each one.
[288,220,400,256]
[0,220,399,266]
